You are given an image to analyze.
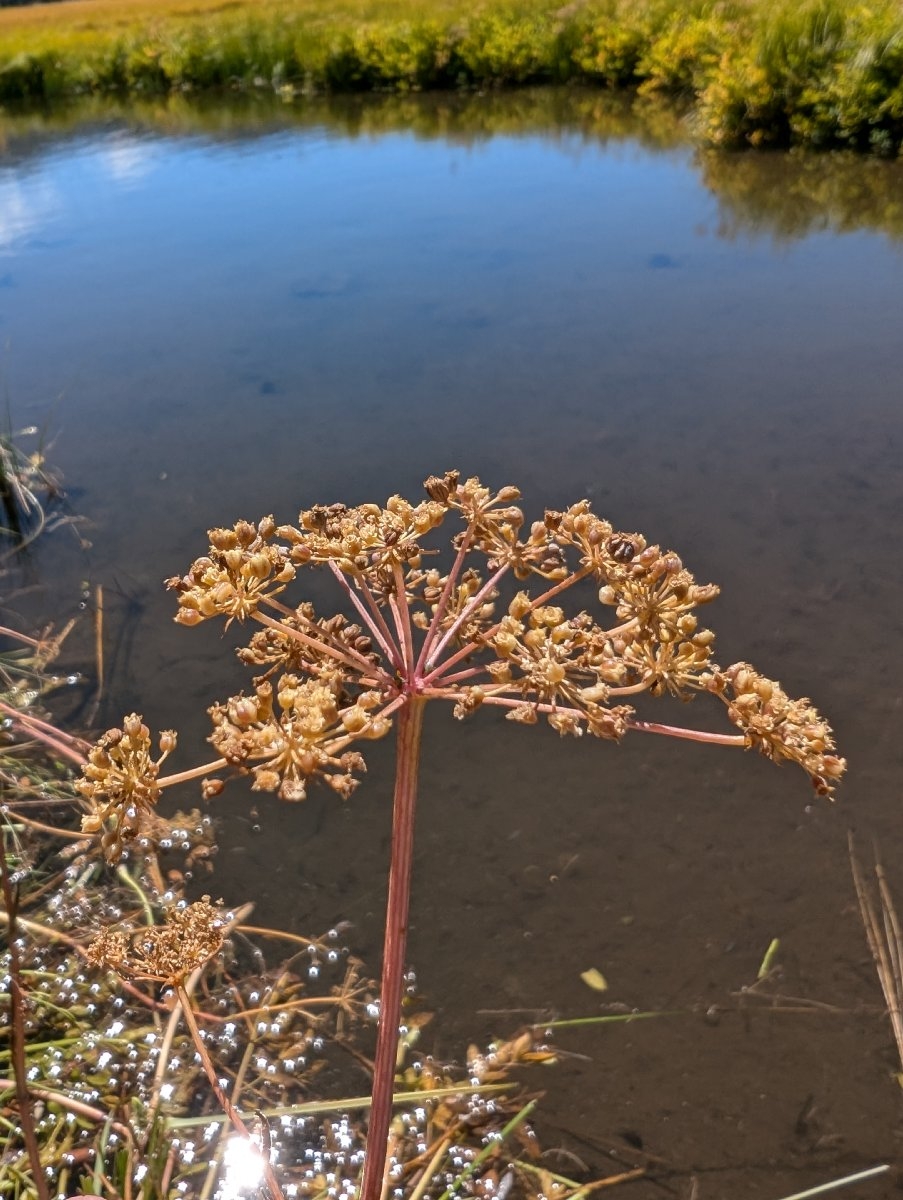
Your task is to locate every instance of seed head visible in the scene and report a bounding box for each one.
[166,516,295,626]
[208,673,387,801]
[87,897,225,985]
[77,715,177,862]
[710,663,846,795]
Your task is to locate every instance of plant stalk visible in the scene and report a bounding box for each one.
[360,695,426,1200]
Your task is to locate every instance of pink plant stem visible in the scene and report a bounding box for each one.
[608,680,656,696]
[423,564,590,688]
[0,700,89,766]
[424,563,510,674]
[526,564,593,611]
[359,696,426,1200]
[435,693,746,748]
[626,718,746,747]
[264,592,391,680]
[0,701,88,749]
[253,610,392,685]
[386,595,408,664]
[392,564,416,675]
[426,665,484,687]
[0,1079,135,1144]
[327,562,403,672]
[415,530,473,674]
[178,985,287,1200]
[0,625,42,648]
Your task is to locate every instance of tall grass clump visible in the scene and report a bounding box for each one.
[2,0,903,150]
[66,470,845,1200]
[697,0,903,151]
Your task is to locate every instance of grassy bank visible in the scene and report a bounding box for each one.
[1,0,903,152]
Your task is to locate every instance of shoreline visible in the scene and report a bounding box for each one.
[2,0,903,153]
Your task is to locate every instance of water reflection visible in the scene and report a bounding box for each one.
[0,171,60,248]
[3,90,903,242]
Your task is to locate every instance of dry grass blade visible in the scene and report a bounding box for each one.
[770,1162,890,1199]
[848,832,903,1073]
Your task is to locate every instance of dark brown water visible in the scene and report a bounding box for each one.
[3,91,903,1199]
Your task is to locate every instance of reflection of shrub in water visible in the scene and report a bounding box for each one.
[76,470,843,1200]
[698,145,903,241]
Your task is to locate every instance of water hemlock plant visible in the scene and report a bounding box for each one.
[77,470,845,1200]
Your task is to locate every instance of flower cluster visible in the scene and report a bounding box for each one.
[208,673,389,802]
[710,663,846,796]
[77,715,176,862]
[74,472,843,863]
[87,896,224,985]
[238,604,381,681]
[166,516,295,626]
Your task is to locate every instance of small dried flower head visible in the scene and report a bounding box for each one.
[77,715,177,863]
[209,673,388,802]
[166,516,295,626]
[238,605,379,679]
[88,896,225,985]
[274,495,448,583]
[423,470,460,505]
[711,663,846,795]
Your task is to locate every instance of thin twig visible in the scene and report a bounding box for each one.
[770,1164,889,1200]
[0,848,51,1200]
[177,985,287,1200]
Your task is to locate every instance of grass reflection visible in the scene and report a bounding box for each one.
[2,90,903,242]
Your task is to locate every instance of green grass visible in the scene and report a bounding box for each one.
[1,0,903,150]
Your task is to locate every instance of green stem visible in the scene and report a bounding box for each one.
[359,696,426,1200]
[435,1099,536,1200]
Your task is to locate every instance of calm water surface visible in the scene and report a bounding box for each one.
[3,92,903,1198]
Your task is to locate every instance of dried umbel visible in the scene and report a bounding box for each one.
[710,663,845,796]
[77,714,176,862]
[87,896,224,986]
[208,672,383,802]
[77,472,843,1200]
[159,472,842,797]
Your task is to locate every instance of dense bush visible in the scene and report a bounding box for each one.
[1,0,903,151]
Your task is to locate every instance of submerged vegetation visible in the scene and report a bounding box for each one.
[2,0,903,152]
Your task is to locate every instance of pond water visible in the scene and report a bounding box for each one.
[3,90,903,1198]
